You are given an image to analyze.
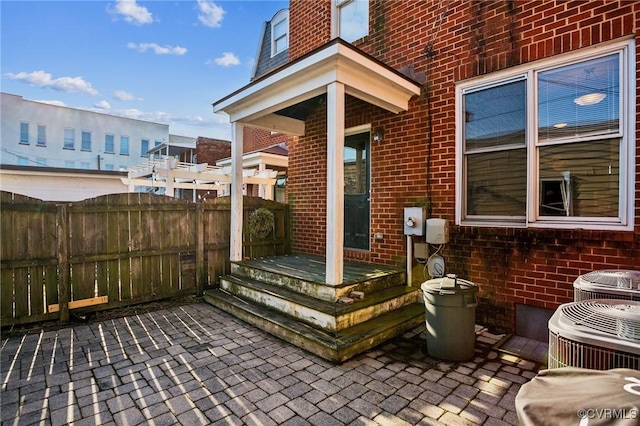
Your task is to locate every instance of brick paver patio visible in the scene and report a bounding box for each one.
[1,302,543,425]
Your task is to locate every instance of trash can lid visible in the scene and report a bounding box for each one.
[421,275,477,294]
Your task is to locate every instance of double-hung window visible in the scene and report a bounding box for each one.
[271,9,288,57]
[456,39,635,231]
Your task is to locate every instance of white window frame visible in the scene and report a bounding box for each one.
[455,38,635,232]
[270,9,288,57]
[331,0,369,43]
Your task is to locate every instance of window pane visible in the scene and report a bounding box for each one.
[141,139,149,156]
[466,148,527,216]
[274,19,286,39]
[538,54,619,141]
[464,80,526,151]
[339,0,368,42]
[539,139,619,217]
[275,37,287,54]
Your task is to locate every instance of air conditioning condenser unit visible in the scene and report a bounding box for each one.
[548,299,640,370]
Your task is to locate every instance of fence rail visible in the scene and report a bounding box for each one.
[1,191,289,326]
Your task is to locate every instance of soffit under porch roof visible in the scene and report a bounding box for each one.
[212,38,422,136]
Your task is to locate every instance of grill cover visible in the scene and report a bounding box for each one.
[516,367,640,425]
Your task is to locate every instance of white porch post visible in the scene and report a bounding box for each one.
[230,122,244,262]
[326,82,345,285]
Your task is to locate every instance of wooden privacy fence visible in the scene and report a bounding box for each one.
[0,191,289,326]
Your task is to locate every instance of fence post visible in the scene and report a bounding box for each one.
[195,203,205,296]
[56,204,70,322]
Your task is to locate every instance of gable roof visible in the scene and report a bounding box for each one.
[213,38,422,136]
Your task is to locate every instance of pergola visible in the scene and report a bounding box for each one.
[212,38,421,285]
[121,157,277,196]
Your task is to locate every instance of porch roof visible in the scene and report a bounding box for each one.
[212,38,422,135]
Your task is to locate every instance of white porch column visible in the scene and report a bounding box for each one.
[258,163,266,199]
[326,82,345,285]
[230,122,244,262]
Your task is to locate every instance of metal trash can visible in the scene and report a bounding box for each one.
[421,275,478,361]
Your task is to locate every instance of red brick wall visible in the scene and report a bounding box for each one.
[195,137,231,165]
[242,127,291,153]
[286,0,640,332]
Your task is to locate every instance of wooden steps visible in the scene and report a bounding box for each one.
[204,255,425,363]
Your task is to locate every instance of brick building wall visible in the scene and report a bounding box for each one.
[285,0,640,332]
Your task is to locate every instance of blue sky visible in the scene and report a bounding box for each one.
[1,0,288,139]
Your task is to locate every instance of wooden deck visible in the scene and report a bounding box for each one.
[235,254,405,285]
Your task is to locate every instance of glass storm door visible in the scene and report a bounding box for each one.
[344,132,370,250]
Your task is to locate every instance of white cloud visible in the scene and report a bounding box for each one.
[197,0,225,28]
[4,70,98,96]
[114,108,220,128]
[34,100,67,107]
[207,52,240,67]
[114,90,142,101]
[94,100,111,110]
[110,0,153,25]
[127,42,187,55]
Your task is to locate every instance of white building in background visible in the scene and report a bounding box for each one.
[0,92,198,201]
[0,92,176,171]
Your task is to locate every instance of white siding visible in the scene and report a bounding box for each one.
[1,93,170,171]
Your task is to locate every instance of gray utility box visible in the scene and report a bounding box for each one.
[421,275,478,361]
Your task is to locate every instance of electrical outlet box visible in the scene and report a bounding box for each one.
[414,242,429,259]
[403,207,425,236]
[426,218,449,244]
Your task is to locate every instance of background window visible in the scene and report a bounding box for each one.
[65,161,74,168]
[37,125,46,146]
[81,131,91,151]
[120,136,129,155]
[141,139,149,156]
[20,122,29,144]
[105,134,114,153]
[64,128,75,149]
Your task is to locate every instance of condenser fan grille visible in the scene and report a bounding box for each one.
[561,300,640,341]
[573,270,640,302]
